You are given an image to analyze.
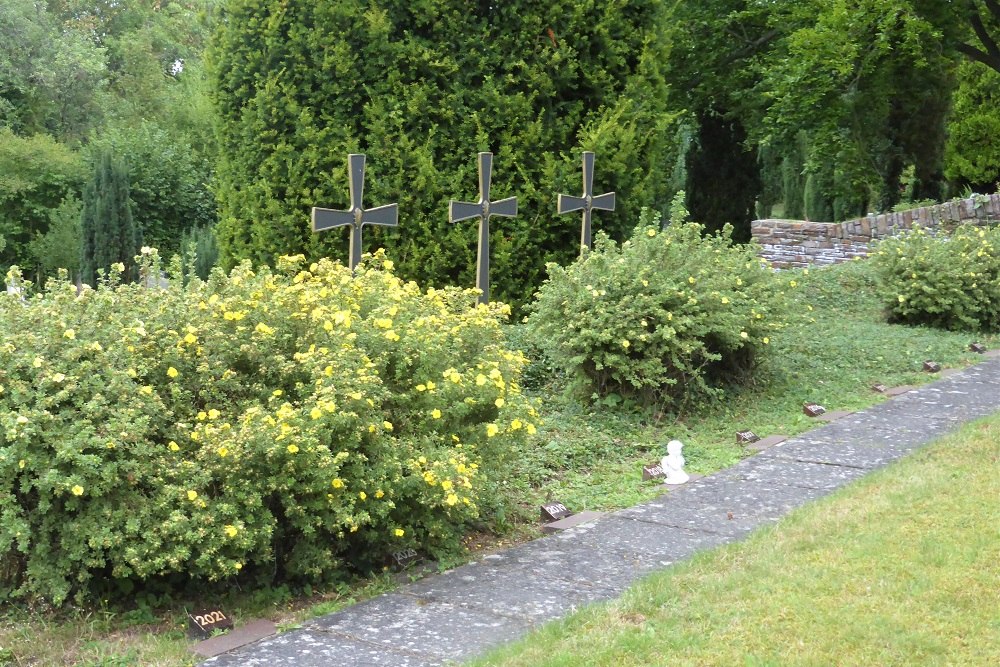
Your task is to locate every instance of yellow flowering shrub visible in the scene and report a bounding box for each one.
[872,224,1000,331]
[0,251,537,604]
[525,213,787,410]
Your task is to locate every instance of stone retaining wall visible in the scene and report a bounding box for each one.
[752,194,1000,268]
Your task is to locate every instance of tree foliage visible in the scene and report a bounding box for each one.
[80,149,141,285]
[0,129,84,273]
[210,0,678,306]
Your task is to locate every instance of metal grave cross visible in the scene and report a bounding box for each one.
[312,154,398,270]
[557,151,616,254]
[449,152,518,304]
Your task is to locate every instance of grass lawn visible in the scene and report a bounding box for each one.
[472,413,1000,667]
[1,260,997,665]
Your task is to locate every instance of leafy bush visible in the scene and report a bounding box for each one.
[0,251,537,605]
[872,224,1000,331]
[210,0,678,308]
[524,213,787,412]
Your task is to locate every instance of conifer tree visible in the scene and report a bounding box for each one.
[209,0,678,306]
[80,150,142,285]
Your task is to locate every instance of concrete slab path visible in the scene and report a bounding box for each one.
[202,357,1000,666]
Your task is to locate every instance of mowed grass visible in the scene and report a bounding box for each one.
[2,259,998,665]
[472,413,1000,667]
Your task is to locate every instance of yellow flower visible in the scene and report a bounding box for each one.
[527,423,537,435]
[621,339,630,349]
[431,409,442,419]
[494,397,505,408]
[416,384,427,392]
[187,490,198,501]
[33,357,43,368]
[184,333,197,344]
[166,367,179,378]
[721,297,730,304]
[254,323,274,335]
[740,331,749,339]
[16,415,28,424]
[789,280,798,288]
[287,444,299,454]
[762,337,770,345]
[383,260,394,270]
[52,373,66,383]
[310,407,323,420]
[224,525,238,538]
[208,409,221,420]
[71,485,84,496]
[425,381,436,390]
[358,491,367,500]
[18,459,25,469]
[63,329,76,340]
[383,421,393,431]
[688,276,696,284]
[486,423,499,437]
[331,478,344,488]
[441,480,454,491]
[234,562,243,571]
[511,419,523,430]
[169,441,180,451]
[394,528,405,537]
[646,228,656,237]
[475,374,488,386]
[218,447,229,457]
[140,385,153,396]
[898,295,906,303]
[375,489,385,498]
[446,494,459,506]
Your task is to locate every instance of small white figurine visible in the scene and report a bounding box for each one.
[661,439,689,485]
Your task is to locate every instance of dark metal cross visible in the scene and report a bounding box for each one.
[557,151,616,254]
[449,152,518,304]
[312,154,398,270]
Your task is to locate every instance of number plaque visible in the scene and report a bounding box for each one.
[642,463,665,481]
[736,430,760,444]
[923,360,941,373]
[803,403,826,417]
[188,608,234,639]
[540,501,572,523]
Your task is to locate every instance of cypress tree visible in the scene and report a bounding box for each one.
[80,150,142,285]
[209,0,678,306]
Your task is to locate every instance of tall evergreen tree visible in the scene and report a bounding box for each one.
[80,149,142,285]
[209,0,678,306]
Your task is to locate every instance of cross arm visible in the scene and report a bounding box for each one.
[361,203,399,228]
[312,207,355,232]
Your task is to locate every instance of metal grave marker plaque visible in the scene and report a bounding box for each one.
[642,463,666,481]
[188,608,234,639]
[736,430,760,444]
[923,360,941,373]
[803,403,827,417]
[312,154,399,270]
[449,152,517,304]
[557,151,616,254]
[540,501,572,522]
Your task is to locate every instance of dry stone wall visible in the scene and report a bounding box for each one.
[752,194,1000,268]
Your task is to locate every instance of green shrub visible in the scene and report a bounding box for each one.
[0,251,537,605]
[872,224,1000,331]
[524,213,788,412]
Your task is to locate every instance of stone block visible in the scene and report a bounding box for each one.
[540,510,605,534]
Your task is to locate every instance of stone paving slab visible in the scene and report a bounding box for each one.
[201,357,1000,667]
[201,628,434,666]
[714,456,872,491]
[307,594,531,661]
